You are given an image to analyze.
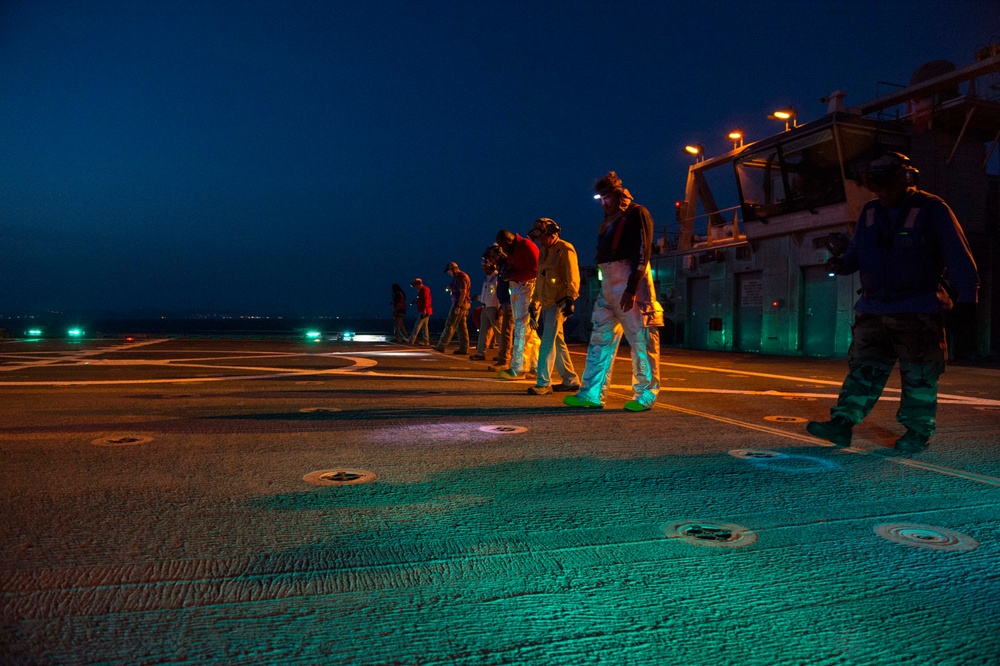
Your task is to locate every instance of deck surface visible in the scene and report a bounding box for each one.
[2,338,999,665]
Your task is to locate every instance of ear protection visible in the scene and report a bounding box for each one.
[530,217,560,238]
[862,152,919,189]
[890,152,919,185]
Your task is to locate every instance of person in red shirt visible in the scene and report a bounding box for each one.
[495,229,539,379]
[407,278,432,346]
[391,283,408,342]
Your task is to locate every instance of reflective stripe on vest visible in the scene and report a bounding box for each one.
[865,206,921,228]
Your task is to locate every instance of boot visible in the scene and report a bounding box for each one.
[895,428,930,453]
[806,416,853,447]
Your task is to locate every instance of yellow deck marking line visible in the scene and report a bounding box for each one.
[124,353,312,363]
[661,360,1000,405]
[566,349,846,385]
[0,352,90,359]
[568,350,1000,406]
[155,359,379,373]
[659,360,845,385]
[0,338,169,372]
[0,356,378,386]
[354,370,518,382]
[606,390,1000,488]
[0,374,313,386]
[609,384,999,406]
[4,346,999,487]
[2,350,329,364]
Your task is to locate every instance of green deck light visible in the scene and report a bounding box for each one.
[67,328,84,338]
[26,328,43,337]
[305,330,322,340]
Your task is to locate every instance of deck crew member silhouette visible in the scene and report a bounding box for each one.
[806,153,979,453]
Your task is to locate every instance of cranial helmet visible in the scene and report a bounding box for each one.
[528,217,560,239]
[862,152,919,189]
[483,243,505,261]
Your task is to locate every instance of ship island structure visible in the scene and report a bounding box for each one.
[575,46,1000,361]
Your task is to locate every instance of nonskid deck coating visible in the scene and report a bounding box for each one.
[1,338,998,665]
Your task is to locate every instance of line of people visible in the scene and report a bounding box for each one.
[393,170,665,411]
[393,154,979,452]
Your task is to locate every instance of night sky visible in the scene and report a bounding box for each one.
[2,0,998,318]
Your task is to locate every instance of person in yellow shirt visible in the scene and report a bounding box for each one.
[526,217,581,395]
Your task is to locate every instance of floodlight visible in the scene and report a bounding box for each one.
[768,107,797,130]
[684,144,705,162]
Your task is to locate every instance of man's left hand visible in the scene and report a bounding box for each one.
[619,290,636,312]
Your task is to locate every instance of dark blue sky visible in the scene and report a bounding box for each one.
[2,0,998,317]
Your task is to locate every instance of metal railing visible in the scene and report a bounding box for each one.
[657,205,745,253]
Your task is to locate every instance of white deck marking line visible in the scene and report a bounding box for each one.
[615,392,1000,488]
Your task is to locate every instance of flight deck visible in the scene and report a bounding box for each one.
[2,338,999,664]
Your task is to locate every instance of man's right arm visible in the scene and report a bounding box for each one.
[932,200,979,303]
[830,210,864,275]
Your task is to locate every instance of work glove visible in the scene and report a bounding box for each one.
[824,232,850,257]
[560,298,575,318]
[528,301,539,318]
[823,257,843,275]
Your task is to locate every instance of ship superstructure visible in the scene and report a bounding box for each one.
[579,49,1000,358]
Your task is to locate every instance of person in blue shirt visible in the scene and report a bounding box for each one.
[807,153,979,453]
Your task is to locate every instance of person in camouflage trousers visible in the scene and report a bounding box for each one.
[807,153,978,454]
[830,313,944,438]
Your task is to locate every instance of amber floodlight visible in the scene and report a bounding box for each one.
[768,107,797,131]
[684,144,705,162]
[727,130,744,150]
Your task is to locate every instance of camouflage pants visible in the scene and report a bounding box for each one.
[436,305,470,351]
[830,313,947,437]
